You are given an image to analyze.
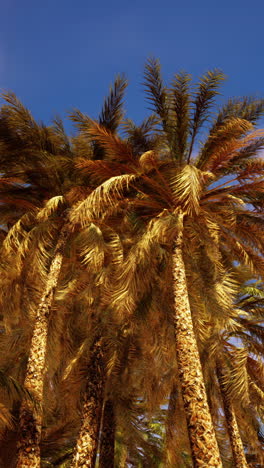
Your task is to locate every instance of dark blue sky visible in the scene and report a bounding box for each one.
[1,0,264,131]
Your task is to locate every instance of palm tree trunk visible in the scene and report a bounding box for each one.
[99,399,116,468]
[71,337,106,468]
[172,222,222,468]
[16,225,69,468]
[216,364,248,467]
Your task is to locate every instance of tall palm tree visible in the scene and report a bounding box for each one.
[0,75,129,467]
[70,59,264,466]
[0,92,88,467]
[98,399,116,468]
[189,265,264,467]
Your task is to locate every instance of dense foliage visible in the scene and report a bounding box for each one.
[0,60,263,467]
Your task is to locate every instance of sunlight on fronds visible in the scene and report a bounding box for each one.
[139,150,159,171]
[62,339,89,381]
[169,165,213,214]
[2,212,33,254]
[36,196,65,222]
[70,174,137,225]
[106,214,175,321]
[214,96,264,127]
[224,347,250,406]
[249,378,264,411]
[78,223,105,271]
[106,229,124,267]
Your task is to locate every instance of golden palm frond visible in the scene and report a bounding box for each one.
[201,128,264,173]
[70,173,137,225]
[169,165,212,215]
[36,196,65,222]
[77,223,105,271]
[223,347,250,406]
[2,212,34,254]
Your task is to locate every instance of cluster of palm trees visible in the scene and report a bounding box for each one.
[0,59,263,467]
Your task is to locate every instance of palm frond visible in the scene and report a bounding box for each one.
[187,69,225,162]
[122,115,161,155]
[77,223,105,271]
[214,96,264,127]
[201,128,264,174]
[143,58,170,130]
[99,74,128,132]
[36,196,65,222]
[76,120,135,163]
[196,117,253,170]
[223,347,250,406]
[169,165,212,215]
[70,173,137,225]
[170,71,192,162]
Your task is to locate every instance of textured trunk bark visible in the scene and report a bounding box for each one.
[216,365,248,467]
[16,225,69,468]
[99,399,116,468]
[172,222,222,468]
[71,337,106,468]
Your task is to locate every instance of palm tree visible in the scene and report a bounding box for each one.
[195,266,264,467]
[98,399,116,468]
[70,59,264,466]
[67,77,130,468]
[0,93,88,467]
[0,75,129,467]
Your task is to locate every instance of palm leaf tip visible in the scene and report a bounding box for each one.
[187,69,226,162]
[99,74,128,132]
[171,71,192,161]
[143,57,169,122]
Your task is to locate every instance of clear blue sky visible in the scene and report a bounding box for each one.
[1,0,264,132]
